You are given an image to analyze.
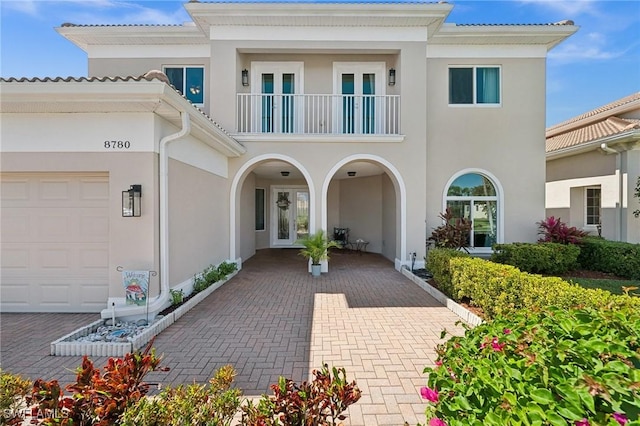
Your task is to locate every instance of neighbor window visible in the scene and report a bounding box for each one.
[449,66,500,105]
[585,187,601,226]
[445,172,499,248]
[255,188,265,231]
[164,66,204,105]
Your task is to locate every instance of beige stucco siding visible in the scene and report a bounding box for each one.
[340,175,383,253]
[168,158,230,284]
[546,148,640,243]
[426,57,547,244]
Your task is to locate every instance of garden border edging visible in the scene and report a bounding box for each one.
[401,268,483,326]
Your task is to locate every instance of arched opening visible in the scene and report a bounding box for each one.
[443,169,503,250]
[230,154,315,265]
[322,155,406,269]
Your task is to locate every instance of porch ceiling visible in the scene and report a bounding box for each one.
[251,160,384,181]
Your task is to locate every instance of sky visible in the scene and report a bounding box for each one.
[1,0,639,126]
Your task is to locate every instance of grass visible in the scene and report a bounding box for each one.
[566,277,640,297]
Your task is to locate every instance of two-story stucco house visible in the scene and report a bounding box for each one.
[546,93,640,243]
[0,2,577,319]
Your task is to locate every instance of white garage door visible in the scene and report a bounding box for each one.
[1,173,109,312]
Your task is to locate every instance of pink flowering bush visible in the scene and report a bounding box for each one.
[419,307,640,425]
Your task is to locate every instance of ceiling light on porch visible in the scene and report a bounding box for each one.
[281,171,290,177]
[347,171,356,177]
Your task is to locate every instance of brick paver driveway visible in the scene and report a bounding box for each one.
[1,249,465,425]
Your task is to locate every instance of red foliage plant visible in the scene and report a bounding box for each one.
[537,216,588,245]
[28,340,166,426]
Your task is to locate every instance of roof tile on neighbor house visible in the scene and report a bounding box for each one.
[545,92,640,153]
[546,117,640,152]
[0,75,232,137]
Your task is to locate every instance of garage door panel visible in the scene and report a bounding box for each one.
[1,180,29,201]
[1,173,109,313]
[1,213,31,241]
[40,179,72,201]
[80,179,109,201]
[1,247,30,269]
[80,248,109,269]
[0,282,31,306]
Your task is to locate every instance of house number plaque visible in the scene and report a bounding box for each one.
[104,140,131,149]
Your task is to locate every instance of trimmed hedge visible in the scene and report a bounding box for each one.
[425,248,470,298]
[449,257,640,320]
[578,237,640,280]
[491,242,580,275]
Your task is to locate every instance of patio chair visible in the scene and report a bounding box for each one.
[333,227,351,249]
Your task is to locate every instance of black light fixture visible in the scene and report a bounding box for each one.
[122,185,142,217]
[281,171,290,177]
[242,69,249,86]
[388,68,396,86]
[347,171,356,177]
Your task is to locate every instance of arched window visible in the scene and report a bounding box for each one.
[445,172,499,248]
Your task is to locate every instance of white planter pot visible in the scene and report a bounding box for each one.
[311,264,321,277]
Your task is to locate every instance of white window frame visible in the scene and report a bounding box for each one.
[255,187,266,232]
[332,62,386,134]
[442,168,504,254]
[163,65,205,107]
[584,186,601,227]
[448,65,502,107]
[250,62,304,133]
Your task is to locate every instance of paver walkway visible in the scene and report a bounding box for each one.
[1,249,466,425]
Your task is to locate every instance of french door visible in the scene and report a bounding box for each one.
[333,62,385,134]
[271,187,310,247]
[251,62,303,133]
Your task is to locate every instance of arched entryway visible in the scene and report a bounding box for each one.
[321,154,406,269]
[230,154,315,265]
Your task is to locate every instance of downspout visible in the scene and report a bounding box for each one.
[601,143,622,240]
[157,111,191,306]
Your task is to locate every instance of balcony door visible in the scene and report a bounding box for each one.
[333,62,385,134]
[251,62,303,133]
[271,186,309,247]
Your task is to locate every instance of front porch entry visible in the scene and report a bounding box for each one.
[271,186,309,247]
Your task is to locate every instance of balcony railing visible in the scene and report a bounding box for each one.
[237,94,401,135]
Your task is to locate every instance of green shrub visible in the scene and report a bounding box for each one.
[450,257,640,320]
[121,365,242,426]
[0,369,31,425]
[421,307,640,425]
[491,242,580,275]
[217,261,238,276]
[426,248,470,299]
[578,237,640,280]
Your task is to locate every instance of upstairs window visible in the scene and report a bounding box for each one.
[164,66,204,105]
[449,66,500,105]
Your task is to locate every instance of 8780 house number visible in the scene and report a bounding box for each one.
[104,140,131,149]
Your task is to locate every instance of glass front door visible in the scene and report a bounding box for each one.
[272,187,309,246]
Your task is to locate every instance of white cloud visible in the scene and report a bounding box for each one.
[549,31,632,62]
[2,1,188,25]
[518,0,600,17]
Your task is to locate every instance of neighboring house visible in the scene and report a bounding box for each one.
[546,93,640,243]
[0,2,576,317]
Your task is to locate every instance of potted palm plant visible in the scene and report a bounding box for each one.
[298,230,340,277]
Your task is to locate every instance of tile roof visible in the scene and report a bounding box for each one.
[456,20,574,27]
[0,73,232,138]
[546,92,640,153]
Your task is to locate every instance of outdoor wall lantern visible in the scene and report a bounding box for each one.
[388,68,396,86]
[122,185,142,217]
[242,69,249,86]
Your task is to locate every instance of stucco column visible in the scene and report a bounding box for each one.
[622,149,640,243]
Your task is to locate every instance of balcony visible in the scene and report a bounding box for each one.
[236,94,401,138]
